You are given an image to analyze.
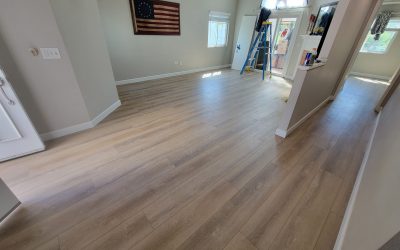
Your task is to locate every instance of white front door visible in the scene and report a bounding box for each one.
[231,15,257,70]
[0,67,44,162]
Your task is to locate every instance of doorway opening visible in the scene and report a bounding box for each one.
[335,0,400,112]
[254,15,300,78]
[272,17,297,75]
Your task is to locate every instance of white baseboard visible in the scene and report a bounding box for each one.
[91,100,121,126]
[40,122,93,141]
[349,72,391,81]
[275,96,331,138]
[333,112,382,250]
[40,100,121,141]
[116,65,231,85]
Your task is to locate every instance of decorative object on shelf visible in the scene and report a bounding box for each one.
[129,0,180,35]
[311,1,338,57]
[307,14,316,35]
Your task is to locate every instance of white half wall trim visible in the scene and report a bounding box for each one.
[40,100,121,141]
[116,65,231,85]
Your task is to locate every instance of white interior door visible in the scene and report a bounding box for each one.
[0,67,44,162]
[231,15,257,70]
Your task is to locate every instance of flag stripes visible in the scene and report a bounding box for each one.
[130,0,181,35]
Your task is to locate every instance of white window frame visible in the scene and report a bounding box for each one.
[262,0,308,10]
[208,11,230,48]
[360,18,400,54]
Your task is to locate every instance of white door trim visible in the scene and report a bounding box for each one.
[270,10,304,78]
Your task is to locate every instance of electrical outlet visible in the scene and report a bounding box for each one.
[40,48,61,60]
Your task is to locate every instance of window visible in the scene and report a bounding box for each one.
[360,19,400,54]
[263,0,308,10]
[208,12,230,48]
[360,31,397,54]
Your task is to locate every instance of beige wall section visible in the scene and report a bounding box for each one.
[97,0,238,82]
[277,0,377,134]
[50,0,120,119]
[351,4,400,79]
[338,86,400,250]
[0,0,90,134]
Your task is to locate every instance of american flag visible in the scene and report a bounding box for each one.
[130,0,180,35]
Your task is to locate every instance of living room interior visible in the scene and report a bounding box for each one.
[1,0,400,249]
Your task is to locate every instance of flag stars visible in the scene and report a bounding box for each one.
[137,1,154,19]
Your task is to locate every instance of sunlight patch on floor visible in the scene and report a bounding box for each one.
[202,71,222,78]
[354,76,390,86]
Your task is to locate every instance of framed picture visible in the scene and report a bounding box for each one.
[311,2,338,36]
[129,0,181,35]
[311,1,338,57]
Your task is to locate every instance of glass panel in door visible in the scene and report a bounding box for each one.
[272,18,297,75]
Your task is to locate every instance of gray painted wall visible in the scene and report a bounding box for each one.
[97,0,238,82]
[0,0,120,135]
[50,0,120,120]
[0,179,19,222]
[340,85,400,250]
[0,0,90,134]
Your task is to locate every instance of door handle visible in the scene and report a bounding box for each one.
[0,77,15,105]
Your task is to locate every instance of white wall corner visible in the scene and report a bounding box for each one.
[91,100,121,126]
[40,99,121,141]
[275,128,288,138]
[116,65,231,85]
[0,178,21,223]
[276,96,331,139]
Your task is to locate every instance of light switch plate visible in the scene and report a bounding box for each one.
[40,48,61,60]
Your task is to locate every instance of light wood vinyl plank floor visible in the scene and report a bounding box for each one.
[0,70,385,249]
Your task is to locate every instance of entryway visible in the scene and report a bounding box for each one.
[268,16,298,76]
[232,11,302,80]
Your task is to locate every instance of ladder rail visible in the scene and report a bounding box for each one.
[263,26,269,80]
[240,22,273,79]
[240,31,262,75]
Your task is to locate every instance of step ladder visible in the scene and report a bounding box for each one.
[240,21,273,80]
